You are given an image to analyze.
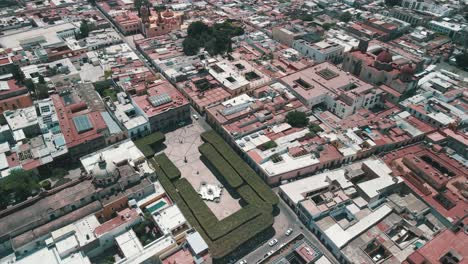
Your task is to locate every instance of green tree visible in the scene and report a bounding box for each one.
[11,64,24,83]
[35,83,49,99]
[285,111,308,128]
[24,78,35,92]
[38,74,46,84]
[79,20,90,38]
[0,169,40,209]
[135,0,142,15]
[41,180,52,190]
[385,0,401,7]
[104,69,113,80]
[183,21,243,56]
[340,12,352,23]
[187,21,210,37]
[182,37,200,55]
[309,123,323,133]
[323,23,335,30]
[455,52,468,68]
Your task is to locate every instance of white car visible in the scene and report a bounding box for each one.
[193,114,199,120]
[285,228,293,236]
[239,260,247,264]
[268,239,278,247]
[268,250,274,256]
[372,254,382,262]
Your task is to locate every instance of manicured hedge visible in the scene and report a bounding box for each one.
[174,178,218,227]
[134,132,165,157]
[237,185,271,213]
[199,143,243,188]
[201,131,279,206]
[149,139,276,259]
[174,178,262,241]
[150,159,214,248]
[210,210,274,258]
[154,153,181,181]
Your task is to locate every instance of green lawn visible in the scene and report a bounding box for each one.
[102,88,117,101]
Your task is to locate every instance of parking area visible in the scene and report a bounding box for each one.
[158,117,242,220]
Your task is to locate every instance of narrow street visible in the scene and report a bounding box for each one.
[241,195,338,264]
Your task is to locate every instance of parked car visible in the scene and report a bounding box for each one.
[193,114,199,120]
[268,239,278,247]
[239,260,247,264]
[285,228,293,236]
[372,254,382,262]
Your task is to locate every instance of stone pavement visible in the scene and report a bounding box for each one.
[158,119,241,220]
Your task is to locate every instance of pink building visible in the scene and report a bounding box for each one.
[113,11,140,35]
[132,80,190,132]
[140,7,183,38]
[342,39,423,97]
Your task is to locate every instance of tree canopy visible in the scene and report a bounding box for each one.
[38,74,46,84]
[340,11,352,23]
[24,78,35,92]
[35,83,49,99]
[11,64,24,83]
[0,169,40,209]
[286,111,309,128]
[384,0,401,7]
[79,20,90,39]
[455,52,468,68]
[183,21,244,56]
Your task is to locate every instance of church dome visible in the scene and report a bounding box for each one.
[162,10,174,18]
[400,64,415,75]
[91,156,118,180]
[376,49,393,63]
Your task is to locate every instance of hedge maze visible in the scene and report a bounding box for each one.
[148,130,278,259]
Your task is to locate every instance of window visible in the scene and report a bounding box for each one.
[294,78,312,89]
[317,68,339,80]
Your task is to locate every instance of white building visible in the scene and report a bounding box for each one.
[428,20,466,39]
[109,92,151,140]
[292,39,344,63]
[208,60,250,95]
[401,0,455,17]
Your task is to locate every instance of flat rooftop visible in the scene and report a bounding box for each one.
[115,230,144,258]
[281,62,374,102]
[132,80,188,118]
[0,22,77,48]
[208,60,250,92]
[324,204,393,249]
[80,139,145,173]
[5,106,38,131]
[153,205,187,235]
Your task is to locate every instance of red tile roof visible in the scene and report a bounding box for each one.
[407,228,468,264]
[95,208,139,236]
[51,94,107,148]
[132,80,188,118]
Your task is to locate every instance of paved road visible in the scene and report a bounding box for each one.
[94,5,158,76]
[240,194,338,264]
